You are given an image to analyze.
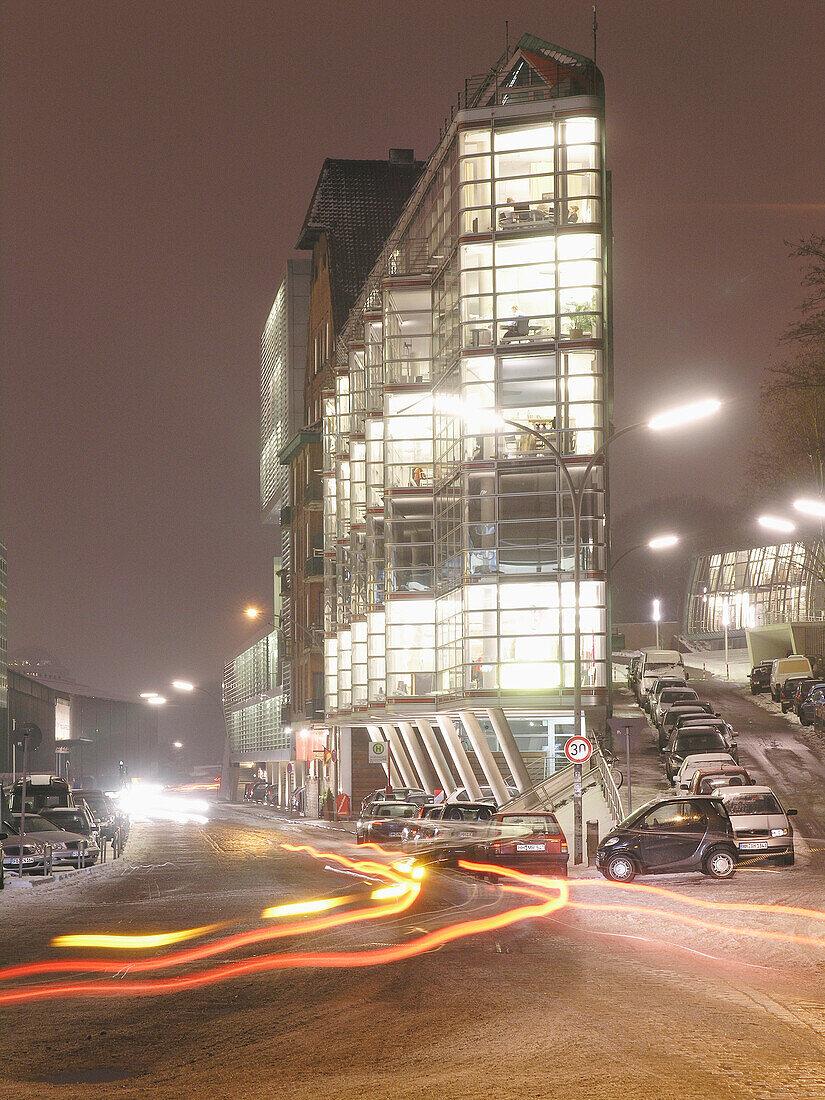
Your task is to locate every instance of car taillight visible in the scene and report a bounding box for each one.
[560,842,568,853]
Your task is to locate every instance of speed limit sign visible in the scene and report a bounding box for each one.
[564,735,592,764]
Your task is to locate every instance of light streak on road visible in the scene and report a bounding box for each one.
[5,845,825,1008]
[52,925,222,951]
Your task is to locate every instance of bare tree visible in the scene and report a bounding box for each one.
[783,234,825,345]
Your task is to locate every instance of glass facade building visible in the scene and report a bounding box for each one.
[685,541,825,638]
[322,36,611,787]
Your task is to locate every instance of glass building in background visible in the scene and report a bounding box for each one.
[685,541,825,638]
[323,34,611,793]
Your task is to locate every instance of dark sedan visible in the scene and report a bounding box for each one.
[791,679,825,721]
[659,701,718,748]
[664,728,736,783]
[597,796,738,882]
[748,661,772,694]
[779,675,810,713]
[801,685,825,726]
[356,802,419,845]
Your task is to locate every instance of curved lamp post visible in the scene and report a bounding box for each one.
[449,396,721,862]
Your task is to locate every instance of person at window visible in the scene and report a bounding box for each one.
[502,304,528,343]
[411,465,424,486]
[471,662,483,689]
[567,204,580,224]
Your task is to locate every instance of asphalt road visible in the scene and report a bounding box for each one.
[2,782,825,1100]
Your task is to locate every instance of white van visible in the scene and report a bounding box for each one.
[769,655,812,701]
[637,649,686,708]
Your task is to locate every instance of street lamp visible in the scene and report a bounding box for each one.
[447,394,722,863]
[758,514,797,534]
[145,695,166,706]
[171,680,195,692]
[794,497,825,519]
[611,533,681,573]
[652,599,662,649]
[244,606,261,619]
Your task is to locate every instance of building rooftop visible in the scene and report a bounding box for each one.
[296,154,425,330]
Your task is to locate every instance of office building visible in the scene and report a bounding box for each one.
[322,34,611,802]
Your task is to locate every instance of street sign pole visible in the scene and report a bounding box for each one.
[386,740,393,796]
[625,725,632,812]
[564,735,593,863]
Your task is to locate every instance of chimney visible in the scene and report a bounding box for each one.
[388,148,415,164]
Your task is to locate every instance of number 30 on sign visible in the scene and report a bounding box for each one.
[563,735,593,764]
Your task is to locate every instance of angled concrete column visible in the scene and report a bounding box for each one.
[380,723,419,790]
[367,725,402,788]
[435,715,483,800]
[398,721,438,793]
[488,707,531,793]
[415,718,456,796]
[458,710,509,805]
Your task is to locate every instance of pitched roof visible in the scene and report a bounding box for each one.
[296,157,425,331]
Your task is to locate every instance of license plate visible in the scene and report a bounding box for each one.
[516,843,545,852]
[4,857,36,864]
[739,841,769,850]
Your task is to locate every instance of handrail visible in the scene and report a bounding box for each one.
[592,744,624,824]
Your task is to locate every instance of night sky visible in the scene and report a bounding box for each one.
[2,2,824,747]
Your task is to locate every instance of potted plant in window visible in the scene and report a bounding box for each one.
[569,301,596,339]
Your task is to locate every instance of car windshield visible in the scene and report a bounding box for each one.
[41,812,88,833]
[372,804,416,818]
[10,815,63,834]
[675,733,726,755]
[698,775,747,793]
[498,814,561,836]
[724,792,783,816]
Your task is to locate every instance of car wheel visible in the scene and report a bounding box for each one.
[603,854,636,883]
[779,851,795,867]
[704,849,736,879]
[750,684,757,695]
[801,716,812,726]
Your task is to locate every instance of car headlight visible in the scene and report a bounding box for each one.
[771,828,789,837]
[51,842,68,851]
[601,835,620,847]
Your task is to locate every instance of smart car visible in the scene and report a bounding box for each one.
[597,796,738,883]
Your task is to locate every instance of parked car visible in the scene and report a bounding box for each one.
[356,801,419,844]
[800,684,825,726]
[627,653,644,693]
[748,660,773,694]
[791,678,825,719]
[243,781,268,803]
[3,814,94,871]
[673,716,738,755]
[687,765,755,795]
[652,687,700,730]
[673,752,738,792]
[446,784,518,805]
[401,803,449,847]
[38,805,101,864]
[718,785,797,866]
[659,702,719,748]
[770,655,812,702]
[360,788,429,816]
[648,675,689,713]
[474,811,569,879]
[637,649,687,708]
[664,728,737,783]
[73,788,121,843]
[411,802,499,858]
[779,675,810,713]
[596,796,738,883]
[10,774,74,815]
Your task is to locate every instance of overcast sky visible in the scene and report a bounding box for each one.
[2,0,824,717]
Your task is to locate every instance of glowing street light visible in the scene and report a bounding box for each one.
[146,696,166,706]
[173,741,183,749]
[793,498,825,519]
[244,606,261,619]
[647,534,679,550]
[139,692,159,699]
[647,397,722,432]
[758,515,796,534]
[171,680,195,692]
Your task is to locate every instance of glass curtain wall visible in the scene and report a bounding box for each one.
[325,99,608,719]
